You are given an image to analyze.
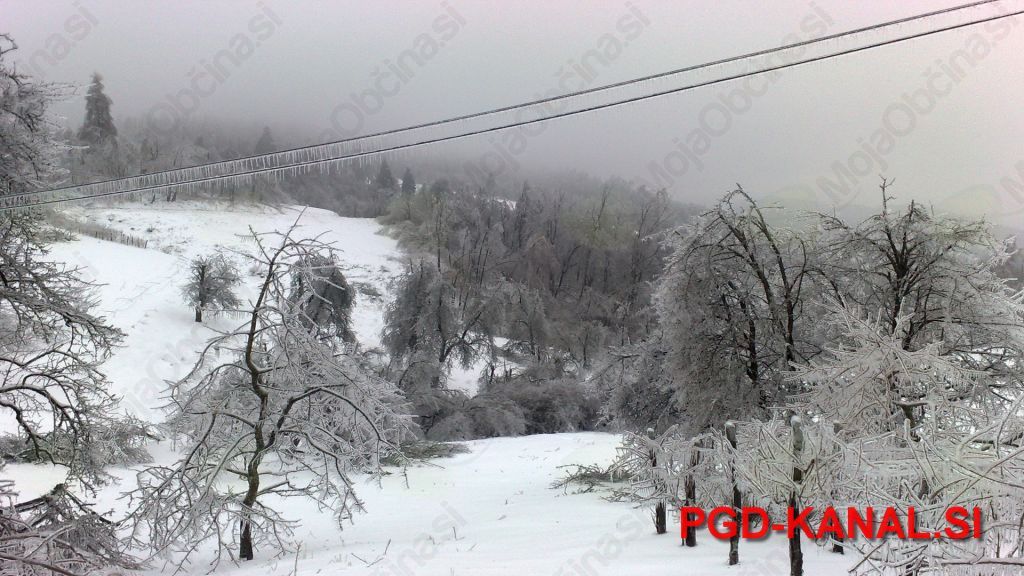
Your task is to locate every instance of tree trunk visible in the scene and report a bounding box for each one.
[789,416,804,576]
[654,501,667,534]
[239,516,254,561]
[195,307,202,323]
[647,438,667,535]
[239,468,260,560]
[726,422,741,565]
[831,421,844,555]
[684,472,697,547]
[788,493,803,576]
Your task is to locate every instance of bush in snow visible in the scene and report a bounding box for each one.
[425,410,476,441]
[463,394,527,438]
[485,363,600,435]
[424,393,528,441]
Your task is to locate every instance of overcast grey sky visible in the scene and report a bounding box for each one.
[2,1,1022,223]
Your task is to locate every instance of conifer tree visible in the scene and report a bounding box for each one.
[401,167,416,196]
[77,72,117,147]
[253,126,275,155]
[400,167,417,219]
[375,159,396,190]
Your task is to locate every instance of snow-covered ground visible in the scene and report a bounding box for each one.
[1,202,852,574]
[46,201,404,421]
[3,431,850,576]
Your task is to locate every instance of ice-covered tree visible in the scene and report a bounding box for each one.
[383,260,502,382]
[732,187,1024,574]
[0,34,68,196]
[1,36,142,575]
[637,184,1024,574]
[503,285,550,362]
[654,187,824,436]
[616,426,733,544]
[290,253,355,342]
[598,334,677,434]
[382,260,504,432]
[818,180,1019,386]
[0,37,126,482]
[779,304,1024,573]
[182,252,241,322]
[130,225,410,564]
[782,186,1024,572]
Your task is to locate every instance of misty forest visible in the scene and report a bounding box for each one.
[2,2,1024,576]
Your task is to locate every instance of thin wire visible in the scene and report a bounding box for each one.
[6,1,1020,209]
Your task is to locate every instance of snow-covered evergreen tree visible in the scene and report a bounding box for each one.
[74,72,122,179]
[400,167,416,196]
[400,167,417,219]
[374,159,396,191]
[77,73,117,148]
[252,126,275,155]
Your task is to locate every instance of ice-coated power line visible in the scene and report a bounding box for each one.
[3,0,1020,210]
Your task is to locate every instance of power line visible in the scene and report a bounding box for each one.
[5,1,1013,207]
[4,1,1020,210]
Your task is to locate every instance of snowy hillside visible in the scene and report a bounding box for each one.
[38,203,398,421]
[0,202,851,575]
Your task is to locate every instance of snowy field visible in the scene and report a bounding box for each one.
[3,431,851,576]
[1,202,852,575]
[46,201,405,422]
